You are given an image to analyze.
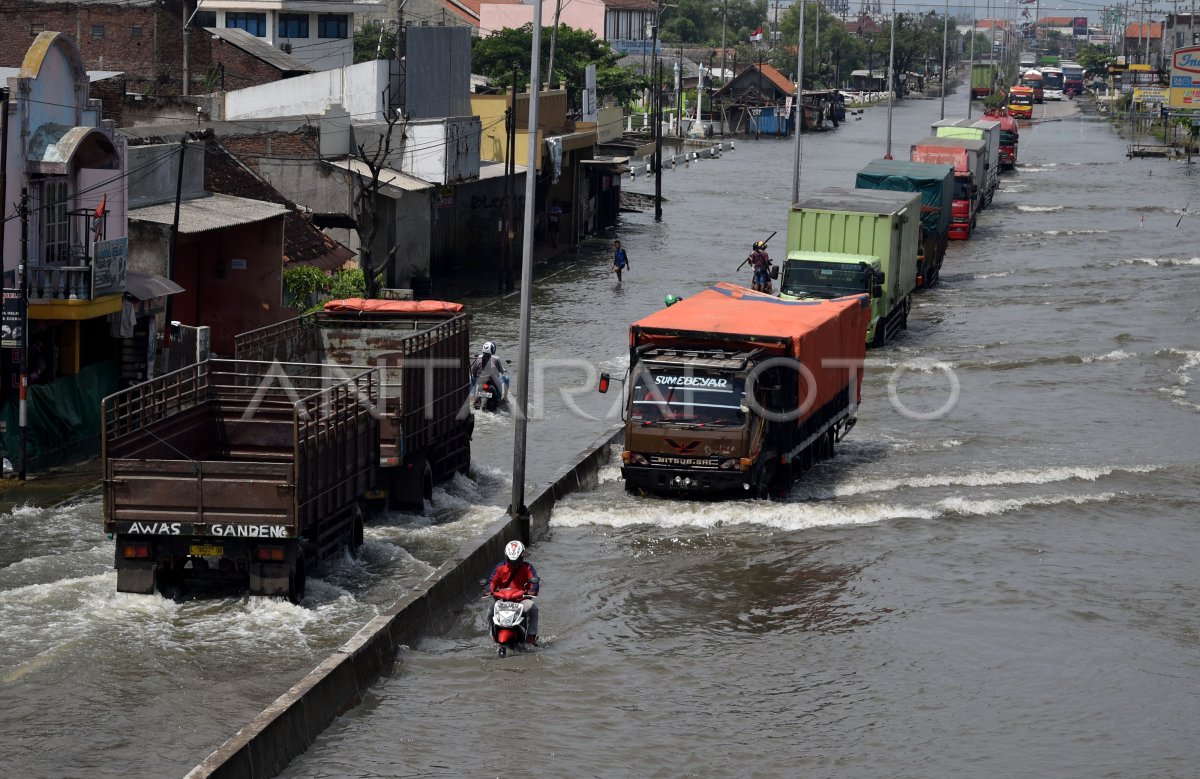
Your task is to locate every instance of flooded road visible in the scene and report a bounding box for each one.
[281,96,1200,777]
[3,91,1199,778]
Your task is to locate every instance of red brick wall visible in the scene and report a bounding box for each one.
[220,130,321,173]
[190,39,290,92]
[0,0,189,94]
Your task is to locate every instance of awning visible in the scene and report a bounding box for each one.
[129,193,291,234]
[124,271,184,301]
[580,159,632,174]
[325,159,434,198]
[27,124,119,174]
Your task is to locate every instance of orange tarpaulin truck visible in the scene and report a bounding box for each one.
[607,283,868,499]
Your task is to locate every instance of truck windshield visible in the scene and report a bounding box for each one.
[953,178,972,200]
[781,261,870,299]
[1000,130,1018,145]
[631,372,746,427]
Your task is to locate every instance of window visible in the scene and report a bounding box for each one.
[29,23,44,36]
[317,14,348,39]
[278,13,309,38]
[193,10,216,28]
[91,25,105,39]
[226,12,266,37]
[131,25,143,37]
[40,179,70,265]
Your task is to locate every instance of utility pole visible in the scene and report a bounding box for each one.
[969,0,977,119]
[677,46,684,136]
[793,0,807,205]
[885,0,895,158]
[721,0,728,94]
[17,188,29,481]
[164,135,188,370]
[180,1,207,96]
[547,0,565,88]
[941,0,949,119]
[510,0,544,523]
[503,66,517,293]
[653,5,663,221]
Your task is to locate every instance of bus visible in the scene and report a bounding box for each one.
[1061,62,1085,96]
[1008,86,1035,119]
[1020,69,1044,103]
[1041,66,1064,100]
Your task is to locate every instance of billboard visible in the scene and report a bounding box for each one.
[1073,16,1088,37]
[1170,45,1200,109]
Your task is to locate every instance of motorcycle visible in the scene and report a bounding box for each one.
[490,586,534,657]
[473,373,510,412]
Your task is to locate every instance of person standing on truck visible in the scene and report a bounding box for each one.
[748,241,772,293]
[612,240,631,282]
[470,341,507,393]
[487,540,540,645]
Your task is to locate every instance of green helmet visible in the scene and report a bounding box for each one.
[664,294,681,307]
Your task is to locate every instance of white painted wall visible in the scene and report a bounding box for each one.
[224,60,389,120]
[403,117,481,185]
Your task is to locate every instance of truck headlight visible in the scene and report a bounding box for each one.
[719,458,739,470]
[631,453,649,466]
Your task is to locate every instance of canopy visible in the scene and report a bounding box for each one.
[124,271,184,301]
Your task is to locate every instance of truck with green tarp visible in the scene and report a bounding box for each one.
[782,187,920,347]
[971,62,997,99]
[854,159,954,289]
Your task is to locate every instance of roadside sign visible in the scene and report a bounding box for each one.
[1170,45,1200,109]
[2,288,24,349]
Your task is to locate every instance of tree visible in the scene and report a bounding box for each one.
[350,89,408,300]
[776,2,867,87]
[355,20,397,63]
[1075,43,1113,76]
[473,25,642,106]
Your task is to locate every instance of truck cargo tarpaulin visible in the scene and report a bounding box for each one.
[630,282,869,412]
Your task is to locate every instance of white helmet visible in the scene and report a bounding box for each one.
[482,341,497,355]
[504,540,525,561]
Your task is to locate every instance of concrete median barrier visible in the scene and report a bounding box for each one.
[185,424,623,779]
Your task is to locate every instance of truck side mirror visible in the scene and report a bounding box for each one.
[770,265,779,280]
[872,283,884,298]
[598,372,610,394]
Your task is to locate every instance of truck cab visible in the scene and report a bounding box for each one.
[780,252,883,342]
[623,348,762,495]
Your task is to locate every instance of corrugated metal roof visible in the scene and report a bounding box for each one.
[478,160,526,180]
[129,193,290,234]
[326,158,434,195]
[205,27,313,73]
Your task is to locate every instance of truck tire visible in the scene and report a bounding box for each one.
[872,320,887,348]
[288,558,306,605]
[350,506,365,556]
[389,454,433,513]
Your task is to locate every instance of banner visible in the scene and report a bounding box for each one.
[2,288,24,349]
[1170,45,1200,109]
[91,236,128,298]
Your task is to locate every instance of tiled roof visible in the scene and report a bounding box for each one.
[758,63,796,96]
[204,141,354,270]
[1037,17,1075,26]
[1124,22,1162,38]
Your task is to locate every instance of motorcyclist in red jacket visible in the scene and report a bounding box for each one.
[487,540,540,645]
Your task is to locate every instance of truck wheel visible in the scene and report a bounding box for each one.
[350,506,365,556]
[389,454,433,513]
[288,559,306,605]
[872,322,887,348]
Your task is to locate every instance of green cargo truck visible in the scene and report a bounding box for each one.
[971,62,996,99]
[855,159,955,289]
[782,187,920,347]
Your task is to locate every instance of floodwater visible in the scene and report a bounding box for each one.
[2,93,1198,778]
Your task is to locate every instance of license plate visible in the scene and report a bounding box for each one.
[189,545,223,557]
[477,390,493,399]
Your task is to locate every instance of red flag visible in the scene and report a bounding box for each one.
[750,27,763,42]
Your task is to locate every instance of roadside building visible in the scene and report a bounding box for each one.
[0,32,145,468]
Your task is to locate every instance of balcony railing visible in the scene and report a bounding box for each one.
[28,263,93,300]
[26,208,124,303]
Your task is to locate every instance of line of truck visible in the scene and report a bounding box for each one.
[608,108,1021,499]
[105,300,474,600]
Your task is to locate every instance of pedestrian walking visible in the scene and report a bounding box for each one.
[612,240,631,282]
